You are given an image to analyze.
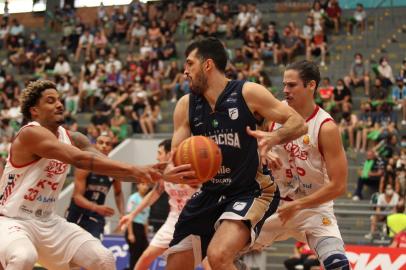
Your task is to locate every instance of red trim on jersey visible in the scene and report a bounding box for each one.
[9,124,41,168]
[306,106,320,122]
[269,122,276,132]
[318,118,334,155]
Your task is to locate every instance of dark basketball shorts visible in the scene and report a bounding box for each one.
[168,176,280,264]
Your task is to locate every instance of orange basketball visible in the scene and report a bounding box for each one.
[174,136,222,183]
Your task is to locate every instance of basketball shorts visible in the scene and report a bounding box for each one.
[253,200,343,251]
[0,215,96,269]
[149,211,180,249]
[66,209,105,239]
[168,181,279,264]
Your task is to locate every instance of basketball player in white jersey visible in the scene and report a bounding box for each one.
[248,61,350,270]
[0,80,162,270]
[119,139,197,270]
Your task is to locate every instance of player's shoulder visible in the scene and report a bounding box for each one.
[241,81,269,99]
[18,124,51,140]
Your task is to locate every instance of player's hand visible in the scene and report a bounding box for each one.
[264,150,282,170]
[128,233,136,243]
[246,126,275,161]
[119,214,132,231]
[163,162,200,185]
[277,201,300,225]
[95,205,115,217]
[132,164,163,184]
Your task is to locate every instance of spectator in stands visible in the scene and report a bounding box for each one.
[247,3,262,27]
[344,53,370,96]
[92,29,107,57]
[128,19,146,50]
[111,12,128,43]
[235,4,250,38]
[283,241,320,270]
[366,184,400,239]
[1,74,19,109]
[0,19,9,49]
[347,3,367,35]
[53,54,72,77]
[140,96,160,135]
[370,77,389,107]
[353,150,384,200]
[317,77,334,111]
[333,78,352,113]
[355,101,374,152]
[8,18,24,38]
[275,25,301,65]
[391,76,406,122]
[399,59,406,80]
[326,0,342,34]
[309,1,325,31]
[125,183,151,270]
[396,147,406,196]
[91,105,110,130]
[301,16,314,50]
[377,56,395,88]
[75,29,93,61]
[110,107,128,142]
[306,26,327,66]
[339,111,358,149]
[64,83,79,116]
[261,23,280,65]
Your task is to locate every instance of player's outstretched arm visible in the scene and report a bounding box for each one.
[243,82,307,158]
[18,126,161,183]
[277,121,347,224]
[113,180,125,217]
[162,95,198,185]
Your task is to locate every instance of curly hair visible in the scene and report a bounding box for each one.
[20,80,56,121]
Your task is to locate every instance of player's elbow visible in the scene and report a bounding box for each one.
[334,182,347,197]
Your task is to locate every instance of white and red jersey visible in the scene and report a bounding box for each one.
[270,105,334,207]
[164,182,197,214]
[0,121,72,220]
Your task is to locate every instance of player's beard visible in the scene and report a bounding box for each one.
[190,67,208,95]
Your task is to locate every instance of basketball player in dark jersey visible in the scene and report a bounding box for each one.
[66,133,124,239]
[162,37,307,270]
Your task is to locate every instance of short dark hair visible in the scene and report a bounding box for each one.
[286,60,321,89]
[185,37,228,73]
[20,80,56,121]
[159,139,172,153]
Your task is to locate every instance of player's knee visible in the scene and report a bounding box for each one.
[316,237,349,270]
[7,245,38,270]
[207,247,231,268]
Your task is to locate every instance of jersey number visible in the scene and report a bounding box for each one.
[285,167,306,178]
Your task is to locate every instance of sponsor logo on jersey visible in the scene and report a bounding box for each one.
[284,142,308,160]
[45,160,68,177]
[322,216,331,226]
[208,132,241,148]
[303,135,310,145]
[228,108,239,120]
[0,174,20,205]
[233,201,247,211]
